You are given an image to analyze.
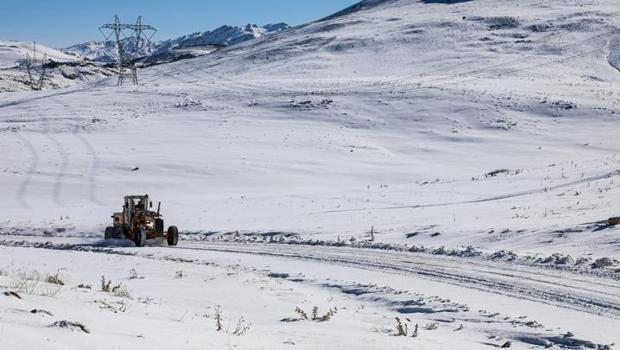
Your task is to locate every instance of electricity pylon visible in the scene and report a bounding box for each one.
[99,16,156,86]
[24,41,48,91]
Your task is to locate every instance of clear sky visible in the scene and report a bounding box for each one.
[0,0,359,48]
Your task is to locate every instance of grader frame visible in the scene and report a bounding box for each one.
[105,194,178,247]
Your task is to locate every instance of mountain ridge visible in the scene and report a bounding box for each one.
[62,23,290,63]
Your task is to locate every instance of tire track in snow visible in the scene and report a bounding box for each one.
[2,237,620,319]
[181,242,620,320]
[315,169,620,214]
[13,132,39,208]
[50,97,102,205]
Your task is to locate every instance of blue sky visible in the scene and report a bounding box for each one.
[0,0,359,48]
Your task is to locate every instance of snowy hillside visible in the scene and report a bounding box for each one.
[2,0,620,256]
[0,40,76,69]
[0,41,111,92]
[1,1,620,348]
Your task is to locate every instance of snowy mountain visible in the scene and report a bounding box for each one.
[153,23,289,55]
[63,23,290,63]
[62,39,157,64]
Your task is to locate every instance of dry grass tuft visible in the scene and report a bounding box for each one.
[212,306,250,336]
[46,272,65,286]
[394,317,418,337]
[100,276,131,298]
[232,316,251,336]
[294,306,337,322]
[11,271,63,297]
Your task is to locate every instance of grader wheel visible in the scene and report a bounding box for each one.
[104,227,114,240]
[167,226,179,246]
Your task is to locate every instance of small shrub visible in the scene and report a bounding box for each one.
[214,306,223,331]
[395,318,419,337]
[424,322,439,330]
[395,317,408,336]
[295,307,308,320]
[232,316,251,336]
[101,276,112,292]
[315,307,337,322]
[46,272,64,286]
[128,269,139,280]
[112,285,131,298]
[294,306,337,322]
[101,276,130,298]
[11,271,62,297]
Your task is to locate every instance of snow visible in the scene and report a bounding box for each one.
[1,0,620,348]
[0,40,76,69]
[0,242,617,349]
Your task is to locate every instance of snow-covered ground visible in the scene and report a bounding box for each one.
[1,0,620,348]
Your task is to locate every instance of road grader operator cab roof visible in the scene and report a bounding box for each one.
[124,195,152,211]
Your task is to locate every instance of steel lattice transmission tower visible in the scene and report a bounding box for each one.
[24,41,48,91]
[99,15,156,86]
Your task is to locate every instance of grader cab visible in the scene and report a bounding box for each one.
[105,195,178,247]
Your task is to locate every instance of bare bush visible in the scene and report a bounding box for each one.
[232,316,251,336]
[214,306,223,331]
[294,306,337,322]
[295,307,309,320]
[101,276,112,292]
[46,272,65,286]
[112,285,131,298]
[11,271,62,297]
[424,322,439,330]
[394,317,418,337]
[211,306,250,336]
[100,276,130,298]
[128,269,140,280]
[395,317,408,336]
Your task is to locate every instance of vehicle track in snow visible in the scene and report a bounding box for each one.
[2,236,620,320]
[179,242,620,319]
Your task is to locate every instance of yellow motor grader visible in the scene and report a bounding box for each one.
[105,195,178,247]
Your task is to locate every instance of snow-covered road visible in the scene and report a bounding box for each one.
[1,235,619,348]
[182,242,620,319]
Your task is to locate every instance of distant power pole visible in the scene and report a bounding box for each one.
[24,41,48,91]
[99,15,156,86]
